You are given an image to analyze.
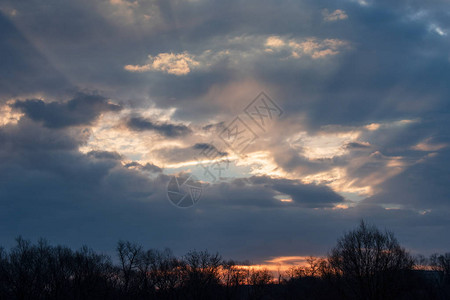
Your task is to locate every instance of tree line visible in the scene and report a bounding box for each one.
[0,221,449,299]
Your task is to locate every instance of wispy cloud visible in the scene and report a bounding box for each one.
[322,9,348,22]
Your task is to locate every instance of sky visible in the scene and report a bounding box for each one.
[0,0,450,264]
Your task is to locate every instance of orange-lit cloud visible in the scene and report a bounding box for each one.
[0,102,23,126]
[125,52,200,75]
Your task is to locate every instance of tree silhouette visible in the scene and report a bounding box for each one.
[182,250,222,300]
[430,253,450,298]
[248,268,272,300]
[221,260,248,300]
[0,223,447,299]
[116,240,142,295]
[328,220,414,300]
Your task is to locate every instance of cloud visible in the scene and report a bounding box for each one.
[124,161,163,173]
[265,36,285,48]
[289,38,349,59]
[152,144,208,165]
[2,0,450,261]
[345,141,371,149]
[0,114,359,261]
[365,148,450,209]
[429,24,447,36]
[322,9,348,22]
[263,36,349,59]
[142,162,163,173]
[125,52,200,75]
[125,34,349,78]
[127,116,192,137]
[1,106,450,261]
[193,143,228,156]
[255,176,345,208]
[13,93,121,128]
[193,175,346,210]
[87,150,123,160]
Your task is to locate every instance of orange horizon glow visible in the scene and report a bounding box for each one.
[233,255,323,279]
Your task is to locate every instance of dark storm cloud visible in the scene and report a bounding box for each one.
[273,147,337,176]
[272,180,344,208]
[153,143,228,164]
[193,143,228,156]
[124,161,163,173]
[142,162,163,173]
[202,122,225,132]
[127,116,192,137]
[365,147,450,209]
[203,176,345,209]
[366,117,450,156]
[345,142,371,149]
[0,117,159,248]
[0,121,84,154]
[343,115,450,191]
[87,150,123,160]
[124,161,143,168]
[13,93,121,128]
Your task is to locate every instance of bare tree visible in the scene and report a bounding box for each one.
[430,252,450,298]
[328,220,414,300]
[221,260,248,300]
[72,245,114,300]
[285,256,326,279]
[135,248,156,297]
[7,237,47,300]
[151,248,183,299]
[0,233,443,299]
[248,268,272,300]
[182,250,222,300]
[430,253,450,281]
[116,241,143,293]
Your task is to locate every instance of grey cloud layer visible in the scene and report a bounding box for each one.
[2,118,446,260]
[0,0,450,259]
[127,116,191,137]
[14,94,121,128]
[0,117,357,259]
